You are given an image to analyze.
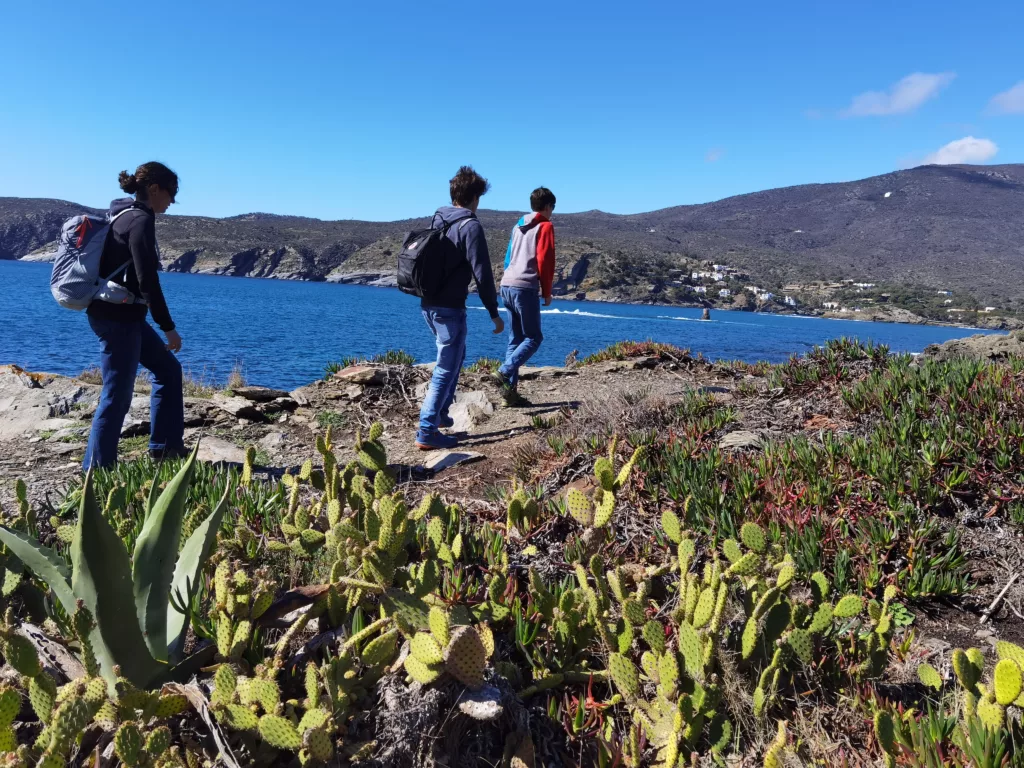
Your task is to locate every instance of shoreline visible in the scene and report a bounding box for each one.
[7,257,1012,335]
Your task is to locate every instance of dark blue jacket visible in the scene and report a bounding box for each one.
[423,206,500,318]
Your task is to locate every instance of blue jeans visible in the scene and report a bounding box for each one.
[83,316,185,470]
[498,287,543,388]
[418,307,467,437]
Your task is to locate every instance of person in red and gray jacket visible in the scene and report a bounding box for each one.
[496,187,556,397]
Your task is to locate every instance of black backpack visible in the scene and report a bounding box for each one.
[396,216,470,298]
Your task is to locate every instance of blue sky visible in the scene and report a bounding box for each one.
[1,0,1021,221]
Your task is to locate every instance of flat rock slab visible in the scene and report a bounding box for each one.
[519,366,579,380]
[212,393,264,421]
[0,367,97,440]
[422,450,485,474]
[231,386,290,402]
[334,366,385,385]
[718,430,762,451]
[197,436,247,466]
[595,357,660,373]
[449,391,494,432]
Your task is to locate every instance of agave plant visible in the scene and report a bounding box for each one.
[0,444,226,687]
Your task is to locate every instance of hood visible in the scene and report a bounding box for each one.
[433,206,476,226]
[108,197,150,217]
[517,212,547,233]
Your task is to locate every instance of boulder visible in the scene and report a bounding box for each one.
[718,430,762,451]
[260,431,287,450]
[448,391,494,432]
[922,331,1023,362]
[230,386,290,402]
[334,366,385,385]
[197,436,247,466]
[211,393,264,421]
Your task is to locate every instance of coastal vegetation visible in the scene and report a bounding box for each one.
[2,339,1024,765]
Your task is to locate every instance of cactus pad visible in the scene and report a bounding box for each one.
[643,621,666,655]
[304,725,335,761]
[741,617,759,660]
[594,457,616,491]
[996,640,1024,667]
[445,626,488,689]
[0,687,19,729]
[428,607,451,648]
[114,722,143,765]
[976,697,1005,730]
[259,714,302,750]
[833,594,863,619]
[994,659,1023,706]
[661,510,682,544]
[361,629,399,667]
[154,693,188,718]
[722,538,743,564]
[953,649,982,692]
[593,490,616,528]
[693,588,716,629]
[220,703,259,731]
[787,629,813,664]
[566,488,593,526]
[608,653,640,698]
[0,632,41,677]
[739,522,766,554]
[404,655,442,685]
[146,725,171,757]
[807,602,833,634]
[28,674,57,722]
[623,599,646,627]
[410,632,444,665]
[658,652,680,694]
[727,552,761,577]
[917,662,942,691]
[874,711,896,754]
[677,620,703,679]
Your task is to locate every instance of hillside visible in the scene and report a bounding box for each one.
[3,163,1023,313]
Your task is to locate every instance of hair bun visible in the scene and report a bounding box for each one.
[118,170,139,194]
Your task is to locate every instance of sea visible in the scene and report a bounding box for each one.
[0,261,1001,391]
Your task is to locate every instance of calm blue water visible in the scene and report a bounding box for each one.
[0,261,1001,391]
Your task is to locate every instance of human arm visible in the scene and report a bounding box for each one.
[463,220,501,320]
[128,214,176,334]
[537,221,556,304]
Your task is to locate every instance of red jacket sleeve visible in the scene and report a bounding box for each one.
[536,222,556,298]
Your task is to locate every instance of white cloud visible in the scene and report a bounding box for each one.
[923,136,998,165]
[841,72,955,117]
[988,81,1024,115]
[705,148,724,163]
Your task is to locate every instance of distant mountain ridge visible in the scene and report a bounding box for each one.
[2,163,1023,309]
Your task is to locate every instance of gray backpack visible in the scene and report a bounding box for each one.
[50,208,141,310]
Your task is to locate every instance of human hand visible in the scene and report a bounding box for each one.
[165,329,182,353]
[543,295,553,307]
[492,316,505,334]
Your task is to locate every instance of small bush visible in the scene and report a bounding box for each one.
[466,357,501,374]
[581,340,690,365]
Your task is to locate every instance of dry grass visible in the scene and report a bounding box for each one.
[225,361,247,391]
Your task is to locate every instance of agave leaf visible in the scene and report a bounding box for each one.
[72,471,161,687]
[0,526,75,615]
[132,443,200,663]
[166,483,229,664]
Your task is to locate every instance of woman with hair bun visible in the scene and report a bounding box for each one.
[82,162,186,469]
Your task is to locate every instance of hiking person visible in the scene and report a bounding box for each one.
[82,163,185,470]
[495,187,556,400]
[413,166,504,450]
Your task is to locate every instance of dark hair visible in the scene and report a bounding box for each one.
[530,187,556,212]
[118,162,179,202]
[449,166,490,206]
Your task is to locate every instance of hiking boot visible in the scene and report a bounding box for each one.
[501,387,532,407]
[490,371,513,389]
[415,431,459,451]
[439,415,455,429]
[150,446,190,462]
